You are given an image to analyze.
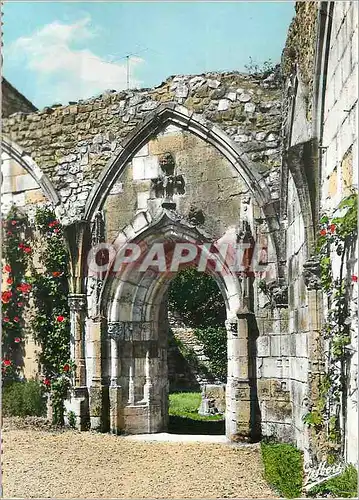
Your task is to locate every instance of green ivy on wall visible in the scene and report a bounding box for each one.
[303,192,358,462]
[2,205,74,426]
[29,207,73,425]
[1,207,32,385]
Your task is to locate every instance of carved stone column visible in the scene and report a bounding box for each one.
[303,257,326,469]
[226,308,253,441]
[68,293,87,387]
[108,322,124,434]
[86,316,110,431]
[65,293,89,430]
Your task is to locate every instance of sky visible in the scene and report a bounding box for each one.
[2,1,295,109]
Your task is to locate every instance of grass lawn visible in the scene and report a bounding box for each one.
[168,392,225,434]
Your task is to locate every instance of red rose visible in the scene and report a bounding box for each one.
[2,291,12,303]
[329,224,336,233]
[7,231,12,236]
[13,316,20,323]
[52,271,61,277]
[56,315,65,323]
[24,247,32,254]
[3,359,11,367]
[18,242,25,249]
[352,275,358,283]
[17,283,32,294]
[44,378,51,387]
[14,337,21,343]
[4,264,11,273]
[3,317,10,323]
[54,228,60,234]
[6,277,13,285]
[320,229,327,236]
[11,220,17,226]
[63,363,70,372]
[17,302,24,307]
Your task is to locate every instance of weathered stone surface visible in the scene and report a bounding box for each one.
[2,71,282,224]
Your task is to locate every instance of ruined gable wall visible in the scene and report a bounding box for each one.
[1,78,37,118]
[104,125,249,244]
[2,71,282,224]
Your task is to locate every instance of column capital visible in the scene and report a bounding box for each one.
[303,256,322,290]
[68,293,87,312]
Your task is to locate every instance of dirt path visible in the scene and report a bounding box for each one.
[2,428,276,499]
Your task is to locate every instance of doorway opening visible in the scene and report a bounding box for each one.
[166,267,227,435]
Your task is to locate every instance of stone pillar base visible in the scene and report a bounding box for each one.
[109,385,124,434]
[226,379,252,442]
[64,386,90,430]
[89,385,110,432]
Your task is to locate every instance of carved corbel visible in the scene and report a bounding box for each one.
[303,257,322,290]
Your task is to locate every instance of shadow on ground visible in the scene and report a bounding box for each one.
[168,415,225,435]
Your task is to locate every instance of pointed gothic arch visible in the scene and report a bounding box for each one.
[84,103,278,221]
[2,136,60,207]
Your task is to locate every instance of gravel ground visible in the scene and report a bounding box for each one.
[2,426,276,499]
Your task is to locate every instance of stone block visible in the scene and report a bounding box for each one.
[262,400,292,424]
[149,134,184,155]
[270,380,291,401]
[24,189,46,205]
[280,335,296,357]
[218,99,230,111]
[228,359,248,379]
[1,176,15,194]
[239,93,251,102]
[257,379,271,400]
[132,157,145,180]
[295,333,308,358]
[290,357,308,383]
[259,358,282,378]
[1,157,26,177]
[136,191,149,211]
[270,336,281,357]
[244,102,256,113]
[132,211,149,233]
[109,385,124,434]
[134,144,149,157]
[257,335,270,357]
[12,192,26,207]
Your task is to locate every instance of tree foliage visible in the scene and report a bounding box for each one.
[168,267,226,328]
[168,267,227,380]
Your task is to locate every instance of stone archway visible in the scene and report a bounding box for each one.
[64,104,280,438]
[2,136,60,208]
[91,207,258,440]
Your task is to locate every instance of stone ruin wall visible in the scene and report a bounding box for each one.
[281,0,358,466]
[319,1,358,465]
[2,70,290,436]
[2,70,282,224]
[2,1,358,462]
[1,78,37,118]
[103,124,249,244]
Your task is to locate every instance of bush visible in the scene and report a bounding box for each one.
[194,327,227,381]
[307,464,358,498]
[2,380,47,417]
[168,267,226,328]
[261,441,303,498]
